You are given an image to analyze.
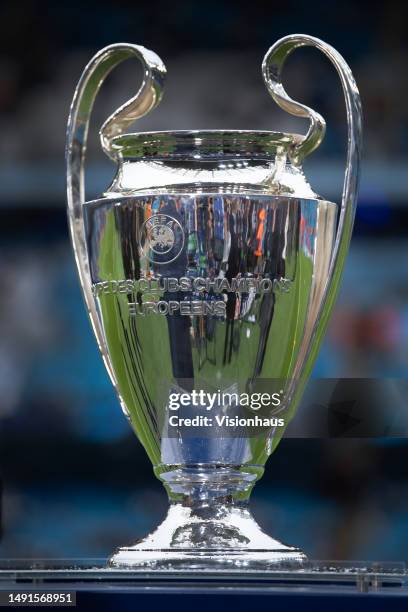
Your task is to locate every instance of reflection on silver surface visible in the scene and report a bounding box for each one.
[66,35,362,569]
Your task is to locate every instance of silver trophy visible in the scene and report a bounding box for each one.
[66,35,361,569]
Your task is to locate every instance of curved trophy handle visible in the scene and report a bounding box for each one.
[262,35,362,272]
[66,44,166,383]
[262,34,362,424]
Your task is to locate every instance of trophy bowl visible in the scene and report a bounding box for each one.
[66,35,362,570]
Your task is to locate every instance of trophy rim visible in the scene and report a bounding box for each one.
[108,129,304,160]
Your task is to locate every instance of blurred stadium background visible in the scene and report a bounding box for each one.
[0,0,407,562]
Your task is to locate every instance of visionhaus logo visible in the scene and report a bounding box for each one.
[140,214,184,264]
[166,389,286,431]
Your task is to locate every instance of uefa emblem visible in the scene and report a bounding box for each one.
[140,213,185,264]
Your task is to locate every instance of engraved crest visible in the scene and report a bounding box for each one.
[140,213,184,264]
[150,223,175,253]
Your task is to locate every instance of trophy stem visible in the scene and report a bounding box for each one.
[109,466,306,570]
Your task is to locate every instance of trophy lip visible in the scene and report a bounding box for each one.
[108,129,303,160]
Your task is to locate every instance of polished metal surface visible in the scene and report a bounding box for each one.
[66,35,362,570]
[85,193,336,465]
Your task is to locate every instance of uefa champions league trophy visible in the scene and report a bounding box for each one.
[66,35,361,569]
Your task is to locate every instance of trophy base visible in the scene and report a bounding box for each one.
[109,547,306,571]
[109,502,306,570]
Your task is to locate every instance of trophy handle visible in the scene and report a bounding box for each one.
[262,34,362,273]
[262,34,362,392]
[66,44,166,383]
